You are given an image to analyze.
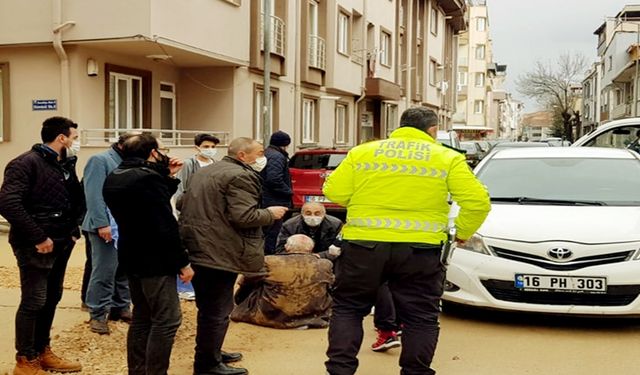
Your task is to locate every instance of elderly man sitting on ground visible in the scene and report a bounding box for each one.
[230,234,334,329]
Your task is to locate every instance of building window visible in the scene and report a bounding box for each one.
[109,73,143,131]
[458,71,467,86]
[254,86,277,141]
[0,62,9,142]
[476,17,486,32]
[429,60,437,86]
[302,97,317,143]
[335,103,348,144]
[475,44,485,60]
[475,72,485,87]
[383,102,398,137]
[337,11,350,55]
[474,100,484,114]
[160,83,176,140]
[380,30,392,67]
[430,8,438,36]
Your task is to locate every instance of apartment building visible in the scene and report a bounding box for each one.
[592,5,640,125]
[0,0,467,179]
[452,0,493,139]
[582,62,602,134]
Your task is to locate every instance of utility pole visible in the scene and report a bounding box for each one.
[263,0,272,146]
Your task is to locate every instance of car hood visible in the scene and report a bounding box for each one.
[477,204,640,243]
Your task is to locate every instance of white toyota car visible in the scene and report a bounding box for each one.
[444,147,640,316]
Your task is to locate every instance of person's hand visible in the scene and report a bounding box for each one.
[455,237,466,246]
[36,238,54,254]
[179,264,194,283]
[98,226,112,243]
[328,245,342,257]
[267,206,288,220]
[168,157,184,176]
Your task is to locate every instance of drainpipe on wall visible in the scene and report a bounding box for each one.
[354,0,368,144]
[52,0,75,118]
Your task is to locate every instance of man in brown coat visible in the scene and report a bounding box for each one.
[231,234,334,329]
[179,137,288,375]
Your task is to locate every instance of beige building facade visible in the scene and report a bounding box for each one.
[0,0,467,181]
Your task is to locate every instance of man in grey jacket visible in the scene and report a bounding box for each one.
[179,137,288,375]
[82,134,134,334]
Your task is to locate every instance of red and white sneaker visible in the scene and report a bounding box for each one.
[371,330,401,352]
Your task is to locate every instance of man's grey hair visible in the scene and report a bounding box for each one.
[228,137,260,157]
[284,234,315,254]
[301,202,326,214]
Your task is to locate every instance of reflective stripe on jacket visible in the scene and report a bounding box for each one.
[322,127,490,244]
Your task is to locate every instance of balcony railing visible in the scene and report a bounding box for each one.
[260,14,286,56]
[309,35,326,70]
[80,129,231,147]
[611,103,631,119]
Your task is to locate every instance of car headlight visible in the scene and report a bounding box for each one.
[458,234,492,256]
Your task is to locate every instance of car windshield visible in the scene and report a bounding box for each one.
[289,153,347,170]
[460,143,478,153]
[476,157,640,206]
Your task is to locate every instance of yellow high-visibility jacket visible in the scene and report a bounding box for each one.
[323,127,491,244]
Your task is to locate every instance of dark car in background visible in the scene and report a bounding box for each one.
[289,148,349,211]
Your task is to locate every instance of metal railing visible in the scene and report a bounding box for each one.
[309,35,326,70]
[351,38,364,64]
[80,129,231,147]
[260,14,286,56]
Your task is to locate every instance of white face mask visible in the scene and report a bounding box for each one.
[200,148,218,160]
[250,156,268,172]
[303,215,324,227]
[66,140,81,157]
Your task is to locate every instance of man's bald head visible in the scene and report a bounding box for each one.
[227,137,264,165]
[301,202,326,216]
[284,234,315,254]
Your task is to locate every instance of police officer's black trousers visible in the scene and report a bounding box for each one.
[326,240,444,375]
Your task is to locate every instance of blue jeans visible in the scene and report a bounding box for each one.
[86,232,130,320]
[127,275,182,375]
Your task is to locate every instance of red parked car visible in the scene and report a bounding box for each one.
[289,148,349,211]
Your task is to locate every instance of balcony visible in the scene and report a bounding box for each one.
[309,35,326,70]
[260,14,286,56]
[611,103,631,119]
[80,129,231,147]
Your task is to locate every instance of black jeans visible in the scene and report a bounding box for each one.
[81,230,92,304]
[326,240,445,375]
[127,275,182,375]
[374,282,398,332]
[191,266,237,373]
[14,239,75,359]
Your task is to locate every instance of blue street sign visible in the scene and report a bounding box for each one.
[32,99,57,111]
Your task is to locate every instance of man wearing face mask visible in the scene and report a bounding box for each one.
[275,202,343,259]
[0,116,84,374]
[103,134,193,375]
[174,133,220,205]
[260,130,293,255]
[179,137,288,375]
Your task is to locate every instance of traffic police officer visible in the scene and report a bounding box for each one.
[323,107,491,375]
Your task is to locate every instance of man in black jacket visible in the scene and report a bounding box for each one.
[0,116,84,374]
[103,133,194,375]
[260,131,293,255]
[275,202,343,259]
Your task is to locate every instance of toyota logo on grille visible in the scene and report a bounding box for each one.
[548,247,573,260]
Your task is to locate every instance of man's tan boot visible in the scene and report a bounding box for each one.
[39,346,82,373]
[13,355,47,375]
